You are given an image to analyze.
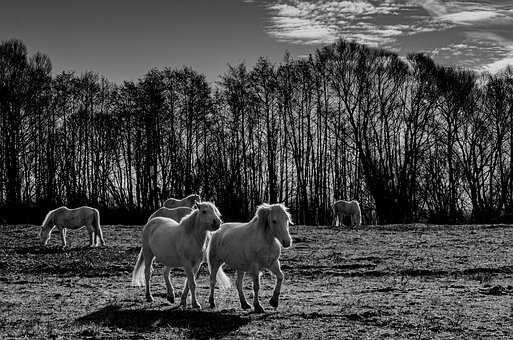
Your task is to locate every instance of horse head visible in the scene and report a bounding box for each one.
[40,211,55,246]
[257,203,293,248]
[189,194,201,206]
[195,201,222,231]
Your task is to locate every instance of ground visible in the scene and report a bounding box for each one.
[1,223,513,339]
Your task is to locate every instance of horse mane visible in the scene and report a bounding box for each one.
[180,201,220,234]
[254,203,292,230]
[40,209,56,233]
[179,209,198,232]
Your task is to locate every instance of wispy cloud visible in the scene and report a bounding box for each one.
[262,0,513,72]
[265,0,414,46]
[483,57,513,73]
[267,15,338,44]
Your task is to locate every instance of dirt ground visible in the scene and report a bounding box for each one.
[1,223,513,339]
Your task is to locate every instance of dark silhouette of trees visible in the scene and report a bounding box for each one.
[1,38,513,224]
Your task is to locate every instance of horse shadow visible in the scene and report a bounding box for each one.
[76,304,251,339]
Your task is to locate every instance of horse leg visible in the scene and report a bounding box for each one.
[268,260,284,308]
[251,271,264,313]
[144,250,155,302]
[208,258,222,309]
[191,262,201,306]
[60,228,67,248]
[87,225,95,247]
[180,261,200,307]
[181,264,200,309]
[236,271,251,310]
[94,222,105,247]
[163,266,175,304]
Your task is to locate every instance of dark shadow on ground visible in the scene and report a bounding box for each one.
[76,304,251,340]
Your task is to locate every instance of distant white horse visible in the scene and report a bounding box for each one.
[163,194,201,209]
[147,207,193,223]
[40,206,104,247]
[333,200,362,227]
[207,203,294,313]
[132,202,222,308]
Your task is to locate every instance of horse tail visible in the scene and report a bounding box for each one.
[131,248,146,286]
[206,235,231,289]
[354,201,362,225]
[215,266,231,289]
[92,209,105,244]
[93,209,99,228]
[332,202,338,226]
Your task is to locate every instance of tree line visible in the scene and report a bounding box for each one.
[1,38,512,225]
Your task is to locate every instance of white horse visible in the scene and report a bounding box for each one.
[333,200,362,227]
[147,207,193,223]
[163,194,201,209]
[132,202,222,308]
[40,206,104,247]
[207,203,294,313]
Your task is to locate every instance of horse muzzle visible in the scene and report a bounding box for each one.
[280,238,292,248]
[212,219,222,230]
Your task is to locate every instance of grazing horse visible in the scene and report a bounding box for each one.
[147,207,193,223]
[207,203,294,313]
[40,206,105,248]
[132,202,222,308]
[163,194,201,209]
[333,200,362,227]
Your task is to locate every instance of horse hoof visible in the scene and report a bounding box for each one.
[192,303,201,309]
[166,295,175,304]
[146,295,154,302]
[241,302,251,310]
[254,305,265,314]
[269,298,279,308]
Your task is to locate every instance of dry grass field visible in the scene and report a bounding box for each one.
[2,223,513,339]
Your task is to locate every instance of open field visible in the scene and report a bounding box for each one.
[1,223,513,339]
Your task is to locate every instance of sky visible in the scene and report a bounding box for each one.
[1,0,512,84]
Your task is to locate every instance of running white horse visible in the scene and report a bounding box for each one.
[163,194,201,209]
[132,201,222,308]
[207,203,294,313]
[40,206,105,247]
[147,207,193,223]
[333,200,362,227]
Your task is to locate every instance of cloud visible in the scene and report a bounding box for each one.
[263,0,513,72]
[466,32,513,73]
[265,0,413,46]
[416,0,513,25]
[483,57,513,73]
[440,10,502,25]
[267,16,338,44]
